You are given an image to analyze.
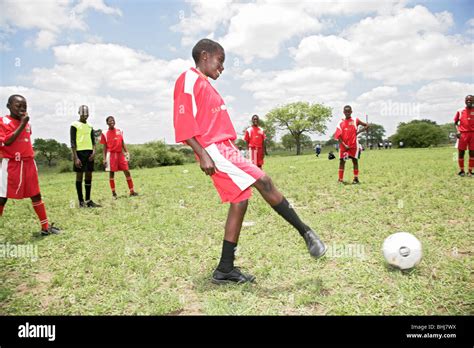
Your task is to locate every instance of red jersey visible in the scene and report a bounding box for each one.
[0,115,34,159]
[454,107,474,132]
[244,125,266,148]
[100,128,124,152]
[173,67,237,147]
[334,117,361,147]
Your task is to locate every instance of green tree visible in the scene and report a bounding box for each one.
[266,102,332,155]
[391,120,446,148]
[439,123,457,144]
[33,138,70,167]
[281,133,312,151]
[358,123,386,146]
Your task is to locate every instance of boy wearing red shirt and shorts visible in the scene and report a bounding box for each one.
[100,116,138,198]
[454,95,474,177]
[334,105,369,184]
[244,114,266,168]
[173,39,326,285]
[0,95,60,235]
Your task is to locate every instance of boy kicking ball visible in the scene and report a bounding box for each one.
[0,95,60,236]
[173,39,326,285]
[100,116,138,198]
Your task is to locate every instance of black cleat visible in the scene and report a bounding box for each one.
[468,171,473,177]
[79,201,86,208]
[112,192,118,200]
[212,267,255,285]
[86,200,102,208]
[302,230,327,258]
[352,177,360,184]
[458,170,465,177]
[129,191,139,197]
[40,223,61,236]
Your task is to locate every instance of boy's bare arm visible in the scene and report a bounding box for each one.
[4,114,29,145]
[185,137,216,176]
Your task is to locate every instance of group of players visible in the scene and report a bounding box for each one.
[1,38,472,284]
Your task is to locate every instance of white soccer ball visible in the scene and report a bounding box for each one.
[382,232,422,270]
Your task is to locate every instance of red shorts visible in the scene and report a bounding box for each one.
[105,152,129,172]
[339,144,359,159]
[456,132,474,151]
[249,147,265,167]
[0,158,40,199]
[204,140,265,203]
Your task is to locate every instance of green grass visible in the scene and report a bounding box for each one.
[0,147,472,315]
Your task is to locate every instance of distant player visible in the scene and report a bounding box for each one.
[0,95,60,235]
[454,95,474,177]
[315,143,321,157]
[173,38,326,284]
[243,114,266,168]
[70,105,101,208]
[334,105,369,184]
[100,116,138,198]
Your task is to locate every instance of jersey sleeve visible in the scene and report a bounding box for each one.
[0,119,5,146]
[100,133,107,145]
[173,73,202,143]
[244,128,250,143]
[454,111,460,123]
[334,121,343,140]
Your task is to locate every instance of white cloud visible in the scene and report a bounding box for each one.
[0,0,121,50]
[357,86,398,102]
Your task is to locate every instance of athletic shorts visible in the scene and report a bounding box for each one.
[0,157,40,199]
[456,132,474,151]
[105,152,129,172]
[339,144,359,160]
[249,147,265,167]
[73,150,95,172]
[204,140,265,203]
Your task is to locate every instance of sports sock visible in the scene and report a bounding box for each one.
[0,205,4,216]
[85,180,92,201]
[217,240,237,273]
[338,169,344,181]
[271,197,310,237]
[126,176,134,193]
[32,200,48,231]
[109,178,116,193]
[354,169,359,178]
[458,158,464,171]
[76,181,84,202]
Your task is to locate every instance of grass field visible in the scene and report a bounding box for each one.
[0,147,472,315]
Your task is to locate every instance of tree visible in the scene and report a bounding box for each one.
[266,102,332,155]
[390,120,446,148]
[358,123,385,146]
[439,123,457,144]
[281,133,312,151]
[33,138,70,167]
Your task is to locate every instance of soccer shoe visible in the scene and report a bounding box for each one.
[79,201,86,208]
[86,200,102,208]
[352,177,360,184]
[211,267,255,285]
[468,171,473,177]
[129,191,139,197]
[302,230,327,259]
[40,224,61,236]
[338,179,344,184]
[112,192,118,200]
[458,170,465,177]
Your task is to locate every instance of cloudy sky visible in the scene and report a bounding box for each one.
[0,0,473,144]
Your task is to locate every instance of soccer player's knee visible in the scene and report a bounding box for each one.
[258,175,273,192]
[31,193,41,202]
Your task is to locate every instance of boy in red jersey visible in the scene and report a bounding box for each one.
[334,105,369,184]
[0,95,60,235]
[100,116,138,198]
[454,95,474,177]
[173,39,326,285]
[243,114,266,168]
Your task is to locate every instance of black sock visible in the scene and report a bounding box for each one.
[272,197,310,237]
[76,181,84,202]
[85,180,92,201]
[217,240,237,273]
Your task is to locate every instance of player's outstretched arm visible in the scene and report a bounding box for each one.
[185,137,216,176]
[4,113,29,146]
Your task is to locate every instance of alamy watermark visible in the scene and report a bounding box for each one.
[0,242,38,261]
[325,242,366,259]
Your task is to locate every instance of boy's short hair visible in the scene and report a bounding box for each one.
[192,38,224,64]
[106,116,114,123]
[7,94,25,104]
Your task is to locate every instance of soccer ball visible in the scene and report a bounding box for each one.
[382,232,422,270]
